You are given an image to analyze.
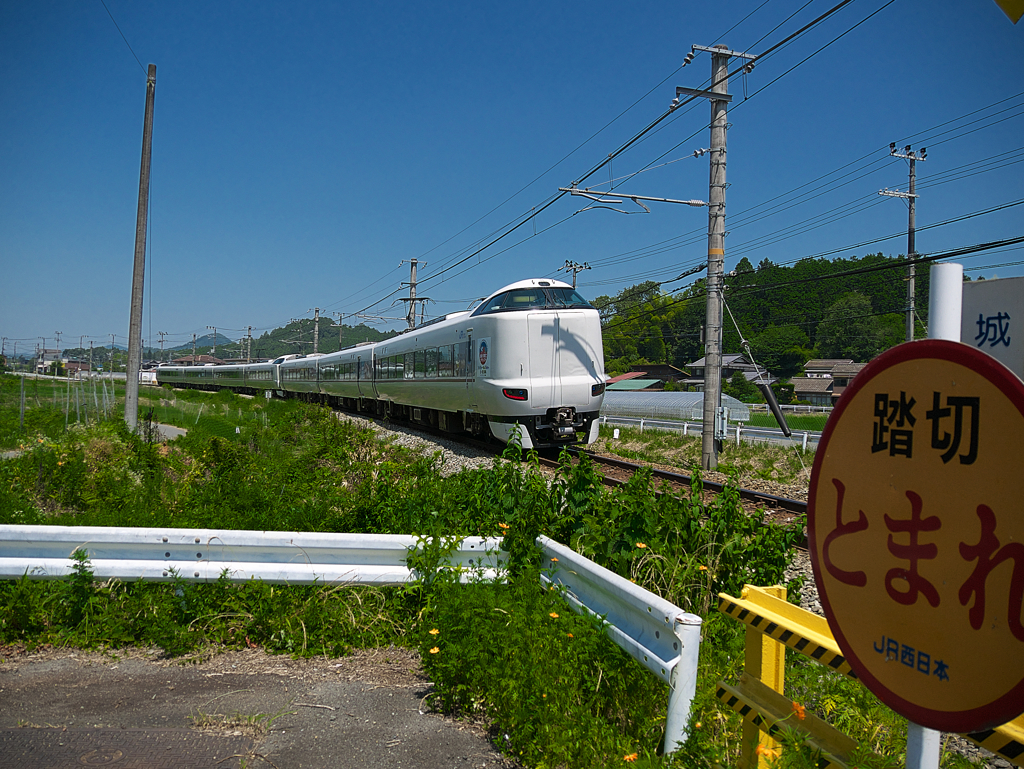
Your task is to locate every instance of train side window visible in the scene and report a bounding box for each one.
[438,345,453,377]
[403,353,413,379]
[425,348,438,378]
[414,351,425,378]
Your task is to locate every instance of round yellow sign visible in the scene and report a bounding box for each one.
[809,339,1024,732]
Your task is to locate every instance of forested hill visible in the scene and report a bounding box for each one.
[594,253,932,379]
[250,319,397,360]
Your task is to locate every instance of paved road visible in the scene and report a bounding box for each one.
[0,646,515,768]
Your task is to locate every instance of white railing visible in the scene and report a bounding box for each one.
[538,536,701,752]
[0,525,501,585]
[0,524,701,755]
[599,414,821,449]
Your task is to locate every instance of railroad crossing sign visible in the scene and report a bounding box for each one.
[809,339,1024,733]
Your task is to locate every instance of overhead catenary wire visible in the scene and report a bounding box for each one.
[334,0,871,321]
[98,0,147,75]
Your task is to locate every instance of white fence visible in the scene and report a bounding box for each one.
[0,524,701,754]
[599,414,820,450]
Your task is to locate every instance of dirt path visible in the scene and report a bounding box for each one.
[0,644,517,768]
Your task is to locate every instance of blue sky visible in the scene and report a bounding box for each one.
[1,0,1021,355]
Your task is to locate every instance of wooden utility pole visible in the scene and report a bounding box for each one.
[125,63,156,431]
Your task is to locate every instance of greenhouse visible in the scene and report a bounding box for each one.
[600,391,750,422]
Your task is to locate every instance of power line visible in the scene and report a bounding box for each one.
[98,0,147,75]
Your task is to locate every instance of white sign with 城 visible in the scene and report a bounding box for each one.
[961,275,1023,380]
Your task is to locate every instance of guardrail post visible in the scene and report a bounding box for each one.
[741,585,787,769]
[802,431,808,451]
[683,422,688,436]
[736,423,741,446]
[639,418,645,434]
[664,614,703,753]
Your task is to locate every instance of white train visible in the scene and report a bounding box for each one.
[156,279,608,449]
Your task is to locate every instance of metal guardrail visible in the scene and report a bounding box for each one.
[0,524,701,755]
[537,536,701,753]
[0,525,502,585]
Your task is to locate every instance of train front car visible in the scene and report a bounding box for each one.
[470,278,606,449]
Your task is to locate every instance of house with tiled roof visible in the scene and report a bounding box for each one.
[790,376,835,406]
[803,359,853,377]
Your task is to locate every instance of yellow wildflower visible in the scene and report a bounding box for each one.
[566,633,573,638]
[792,701,806,720]
[550,557,558,562]
[623,753,638,762]
[428,628,440,636]
[549,612,559,619]
[429,646,440,654]
[636,542,647,549]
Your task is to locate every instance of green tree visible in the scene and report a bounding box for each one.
[750,325,812,378]
[722,371,763,403]
[637,326,666,364]
[815,291,887,361]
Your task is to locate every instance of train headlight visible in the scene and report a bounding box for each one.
[502,388,528,401]
[592,383,606,396]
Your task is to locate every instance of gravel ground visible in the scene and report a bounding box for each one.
[336,412,496,477]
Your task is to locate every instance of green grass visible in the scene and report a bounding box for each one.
[743,411,831,433]
[594,424,813,486]
[0,381,976,768]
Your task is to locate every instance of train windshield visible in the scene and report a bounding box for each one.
[472,287,593,315]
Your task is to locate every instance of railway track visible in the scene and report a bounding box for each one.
[535,447,808,524]
[332,403,809,523]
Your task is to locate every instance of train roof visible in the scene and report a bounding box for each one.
[483,278,574,300]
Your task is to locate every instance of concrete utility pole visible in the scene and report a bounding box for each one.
[401,259,430,329]
[309,308,320,354]
[53,331,62,377]
[880,144,926,342]
[246,326,252,363]
[125,63,157,432]
[675,44,751,471]
[206,326,217,357]
[192,334,197,364]
[89,341,94,375]
[700,47,730,470]
[158,331,167,362]
[561,260,591,288]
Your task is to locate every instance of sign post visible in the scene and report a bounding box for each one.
[808,339,1024,744]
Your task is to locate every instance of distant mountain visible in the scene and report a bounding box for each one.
[167,333,232,351]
